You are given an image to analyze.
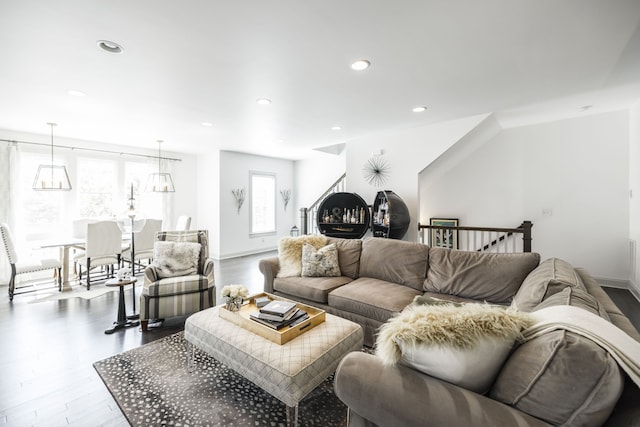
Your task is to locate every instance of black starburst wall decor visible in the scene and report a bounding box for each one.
[362,155,390,187]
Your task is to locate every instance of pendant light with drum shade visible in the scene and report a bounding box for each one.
[32,123,72,191]
[146,140,175,192]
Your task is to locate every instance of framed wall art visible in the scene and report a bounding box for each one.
[429,218,459,249]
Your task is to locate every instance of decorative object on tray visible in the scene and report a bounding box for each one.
[116,267,132,281]
[280,189,291,211]
[362,155,390,187]
[221,284,249,312]
[231,188,245,214]
[250,299,307,330]
[254,295,270,308]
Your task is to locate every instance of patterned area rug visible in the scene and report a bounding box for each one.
[93,332,348,426]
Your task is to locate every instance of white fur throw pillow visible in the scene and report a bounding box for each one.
[277,235,328,277]
[153,241,201,279]
[376,303,533,393]
[301,243,341,277]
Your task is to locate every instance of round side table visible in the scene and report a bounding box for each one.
[105,277,139,334]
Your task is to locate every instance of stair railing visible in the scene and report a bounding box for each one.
[299,173,346,235]
[418,221,533,253]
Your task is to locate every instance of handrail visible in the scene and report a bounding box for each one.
[418,221,533,252]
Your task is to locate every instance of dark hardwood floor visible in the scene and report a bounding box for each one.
[1,251,638,427]
[0,251,275,427]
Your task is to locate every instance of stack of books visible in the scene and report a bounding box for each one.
[250,300,309,330]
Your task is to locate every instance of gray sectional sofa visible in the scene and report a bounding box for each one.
[259,236,640,426]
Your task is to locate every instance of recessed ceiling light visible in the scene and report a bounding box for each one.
[201,122,214,127]
[97,40,124,54]
[67,90,86,97]
[331,126,342,131]
[256,98,271,105]
[412,106,428,113]
[351,59,371,71]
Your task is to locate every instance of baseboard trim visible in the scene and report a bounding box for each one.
[214,247,278,260]
[595,276,640,302]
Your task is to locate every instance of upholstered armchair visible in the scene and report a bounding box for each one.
[140,230,215,331]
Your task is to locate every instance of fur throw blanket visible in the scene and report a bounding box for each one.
[277,235,328,277]
[376,302,534,366]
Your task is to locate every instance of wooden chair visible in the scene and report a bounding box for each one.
[0,223,62,301]
[122,219,163,274]
[73,221,123,290]
[175,215,191,231]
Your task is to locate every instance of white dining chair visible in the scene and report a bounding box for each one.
[175,215,191,231]
[73,220,123,290]
[1,223,62,301]
[122,219,163,274]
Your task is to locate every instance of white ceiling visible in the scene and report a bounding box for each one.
[1,0,640,160]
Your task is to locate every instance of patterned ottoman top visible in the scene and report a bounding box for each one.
[185,306,363,406]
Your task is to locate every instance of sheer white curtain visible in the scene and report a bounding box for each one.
[0,141,20,284]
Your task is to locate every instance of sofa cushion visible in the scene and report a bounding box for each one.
[327,237,362,279]
[301,243,341,277]
[359,238,429,291]
[276,235,328,278]
[511,257,586,312]
[152,241,201,279]
[376,303,533,394]
[273,276,353,304]
[328,277,422,323]
[424,248,540,304]
[490,288,624,426]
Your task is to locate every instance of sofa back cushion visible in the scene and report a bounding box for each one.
[490,288,624,426]
[424,248,540,304]
[359,238,429,291]
[327,237,362,279]
[511,257,586,312]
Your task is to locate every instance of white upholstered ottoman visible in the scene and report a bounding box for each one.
[184,305,363,425]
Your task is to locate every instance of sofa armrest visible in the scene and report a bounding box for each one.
[258,256,280,293]
[334,352,551,427]
[203,257,215,286]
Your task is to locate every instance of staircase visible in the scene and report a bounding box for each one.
[299,173,346,235]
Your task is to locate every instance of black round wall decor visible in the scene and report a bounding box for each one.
[316,192,370,239]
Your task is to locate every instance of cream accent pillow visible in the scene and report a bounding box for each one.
[153,241,201,279]
[376,303,533,394]
[301,243,341,277]
[277,235,328,277]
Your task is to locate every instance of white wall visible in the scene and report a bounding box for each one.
[345,114,490,242]
[217,151,295,259]
[629,102,640,295]
[421,110,630,281]
[196,149,221,257]
[293,149,347,229]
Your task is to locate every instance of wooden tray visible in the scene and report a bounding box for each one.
[219,292,325,345]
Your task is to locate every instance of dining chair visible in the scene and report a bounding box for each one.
[175,215,191,231]
[122,219,163,274]
[73,220,123,290]
[0,223,62,301]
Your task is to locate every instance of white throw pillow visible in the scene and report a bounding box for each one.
[153,241,201,279]
[398,336,515,393]
[276,235,328,277]
[376,303,533,394]
[301,243,341,277]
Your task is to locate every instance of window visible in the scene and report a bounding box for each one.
[250,172,276,234]
[124,161,162,219]
[77,158,116,218]
[17,152,65,242]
